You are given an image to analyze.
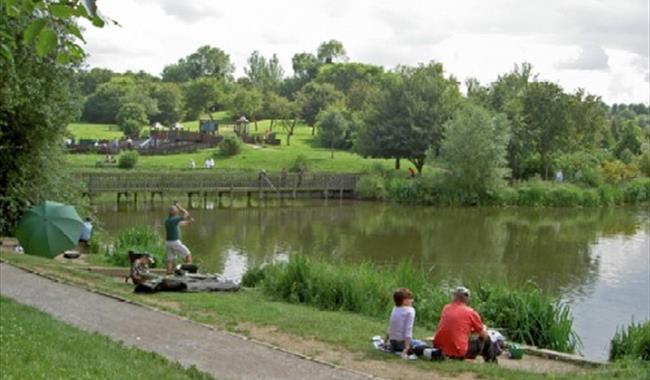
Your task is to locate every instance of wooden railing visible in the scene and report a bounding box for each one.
[78,172,360,196]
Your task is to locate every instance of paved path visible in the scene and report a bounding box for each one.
[0,263,369,380]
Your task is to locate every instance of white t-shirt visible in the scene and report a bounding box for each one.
[388,306,415,341]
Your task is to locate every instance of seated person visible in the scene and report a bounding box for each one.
[130,252,157,285]
[385,288,426,358]
[432,286,497,362]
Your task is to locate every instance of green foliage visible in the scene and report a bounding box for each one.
[316,39,347,63]
[610,320,650,361]
[162,45,234,82]
[637,142,650,177]
[0,9,84,234]
[555,151,604,187]
[289,154,309,172]
[439,103,510,194]
[296,82,344,126]
[244,256,578,352]
[184,77,225,120]
[118,119,143,139]
[218,135,243,157]
[0,297,212,380]
[622,178,650,203]
[244,51,284,91]
[2,0,107,64]
[356,63,462,173]
[355,174,387,200]
[117,151,139,169]
[228,86,263,122]
[601,160,639,184]
[100,226,165,267]
[315,106,355,152]
[150,82,185,126]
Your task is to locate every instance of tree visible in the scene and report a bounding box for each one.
[81,77,158,123]
[267,95,299,146]
[315,107,354,158]
[615,120,643,159]
[183,78,223,120]
[1,8,84,234]
[150,82,185,126]
[355,63,461,173]
[162,45,234,82]
[316,39,347,64]
[439,103,511,194]
[229,86,263,130]
[295,82,344,131]
[291,52,319,80]
[116,103,148,137]
[77,67,113,96]
[244,51,284,91]
[522,81,571,179]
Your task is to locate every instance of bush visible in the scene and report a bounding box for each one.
[637,142,650,177]
[218,135,242,157]
[117,150,140,169]
[245,256,578,352]
[101,226,165,267]
[117,151,139,169]
[555,151,604,187]
[622,178,650,203]
[610,320,650,361]
[118,119,143,138]
[602,160,639,184]
[289,154,309,173]
[355,174,387,200]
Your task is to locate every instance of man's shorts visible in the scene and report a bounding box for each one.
[165,240,191,261]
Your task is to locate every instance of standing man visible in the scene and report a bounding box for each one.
[165,202,193,274]
[78,217,93,251]
[432,286,496,362]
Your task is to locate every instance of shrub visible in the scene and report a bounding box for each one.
[622,178,650,203]
[637,142,650,177]
[610,320,650,361]
[555,151,604,187]
[101,226,165,267]
[245,255,578,352]
[602,160,639,184]
[289,154,309,173]
[218,135,242,156]
[118,119,143,138]
[117,151,139,169]
[355,174,387,200]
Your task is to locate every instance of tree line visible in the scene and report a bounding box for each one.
[76,42,649,180]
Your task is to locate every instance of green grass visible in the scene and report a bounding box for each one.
[66,123,395,173]
[0,296,212,380]
[3,251,649,379]
[68,123,123,140]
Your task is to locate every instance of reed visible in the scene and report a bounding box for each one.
[100,226,166,267]
[610,320,650,361]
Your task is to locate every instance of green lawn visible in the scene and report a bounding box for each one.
[66,123,396,173]
[0,295,212,380]
[3,252,646,380]
[68,123,123,140]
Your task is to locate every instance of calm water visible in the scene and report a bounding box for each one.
[95,200,649,360]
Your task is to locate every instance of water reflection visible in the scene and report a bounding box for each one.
[95,200,649,360]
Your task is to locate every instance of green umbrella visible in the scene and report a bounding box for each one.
[15,201,84,258]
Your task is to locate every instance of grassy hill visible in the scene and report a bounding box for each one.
[66,118,397,173]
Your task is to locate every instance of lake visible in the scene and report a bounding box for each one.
[95,200,649,361]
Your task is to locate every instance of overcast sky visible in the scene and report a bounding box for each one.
[82,0,649,104]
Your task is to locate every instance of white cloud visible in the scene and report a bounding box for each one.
[83,0,649,104]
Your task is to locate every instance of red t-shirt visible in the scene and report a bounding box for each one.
[433,301,484,357]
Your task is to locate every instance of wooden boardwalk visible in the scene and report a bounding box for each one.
[78,171,360,204]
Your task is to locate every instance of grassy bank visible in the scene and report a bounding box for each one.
[0,296,211,380]
[358,169,650,207]
[243,256,578,353]
[2,251,648,380]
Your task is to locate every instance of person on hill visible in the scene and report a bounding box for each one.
[165,202,193,274]
[433,286,496,362]
[385,288,426,358]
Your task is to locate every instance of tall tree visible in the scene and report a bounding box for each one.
[316,39,347,64]
[316,106,355,158]
[183,78,224,120]
[440,103,511,194]
[162,45,234,82]
[356,63,461,173]
[522,81,571,179]
[77,67,114,96]
[229,86,263,130]
[150,82,185,126]
[295,82,344,132]
[244,51,284,91]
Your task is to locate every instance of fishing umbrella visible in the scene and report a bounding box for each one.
[15,201,84,258]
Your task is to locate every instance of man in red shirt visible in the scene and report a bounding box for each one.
[433,287,496,362]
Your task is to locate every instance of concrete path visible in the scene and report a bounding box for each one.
[0,263,369,380]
